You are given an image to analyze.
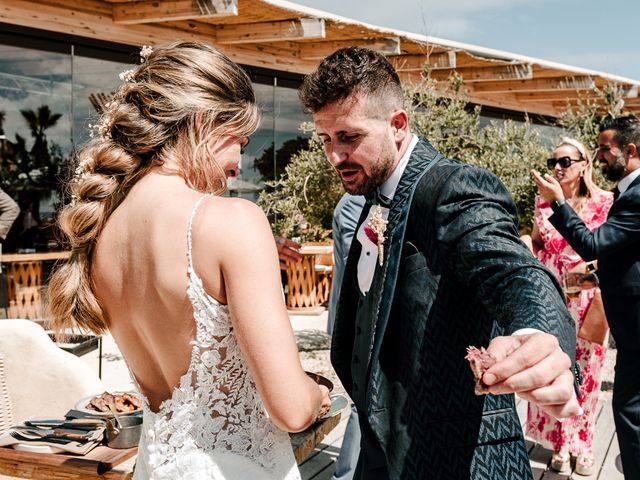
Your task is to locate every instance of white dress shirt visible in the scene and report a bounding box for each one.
[356,135,418,294]
[617,166,640,195]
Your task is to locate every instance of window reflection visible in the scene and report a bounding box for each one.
[0,33,311,251]
[0,45,72,252]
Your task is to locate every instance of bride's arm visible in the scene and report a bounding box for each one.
[204,198,329,432]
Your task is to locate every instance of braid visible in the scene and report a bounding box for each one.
[47,141,142,335]
[47,41,260,338]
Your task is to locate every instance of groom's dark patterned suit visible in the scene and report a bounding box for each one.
[331,138,576,479]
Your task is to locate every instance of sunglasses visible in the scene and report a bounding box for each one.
[546,156,585,169]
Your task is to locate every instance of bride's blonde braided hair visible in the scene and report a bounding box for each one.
[47,41,260,336]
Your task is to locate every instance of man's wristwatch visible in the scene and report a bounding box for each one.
[550,199,566,212]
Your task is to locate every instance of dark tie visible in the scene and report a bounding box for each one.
[375,190,392,208]
[613,186,620,201]
[365,189,392,209]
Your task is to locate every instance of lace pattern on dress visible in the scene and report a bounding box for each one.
[133,194,299,479]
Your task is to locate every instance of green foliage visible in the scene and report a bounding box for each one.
[258,134,343,241]
[556,84,626,191]
[258,78,625,239]
[253,136,311,182]
[408,78,547,228]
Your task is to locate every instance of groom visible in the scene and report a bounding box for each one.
[299,47,581,479]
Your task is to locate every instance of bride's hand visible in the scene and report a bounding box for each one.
[317,385,331,418]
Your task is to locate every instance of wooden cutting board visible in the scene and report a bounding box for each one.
[0,445,136,479]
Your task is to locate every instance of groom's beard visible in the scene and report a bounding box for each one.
[336,149,396,196]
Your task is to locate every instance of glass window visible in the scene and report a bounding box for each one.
[0,28,320,252]
[0,44,73,252]
[230,79,311,202]
[72,54,129,147]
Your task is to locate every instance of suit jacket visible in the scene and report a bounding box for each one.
[549,175,640,350]
[331,138,576,479]
[327,194,366,336]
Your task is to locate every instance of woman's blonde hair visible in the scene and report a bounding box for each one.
[554,137,596,212]
[47,41,260,336]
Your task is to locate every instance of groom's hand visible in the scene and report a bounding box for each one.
[481,332,582,419]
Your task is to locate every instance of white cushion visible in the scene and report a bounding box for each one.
[0,320,104,422]
[0,353,13,435]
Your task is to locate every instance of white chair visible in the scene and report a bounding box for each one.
[0,353,13,435]
[0,319,104,423]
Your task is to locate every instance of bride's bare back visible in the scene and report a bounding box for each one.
[92,171,325,430]
[92,174,207,411]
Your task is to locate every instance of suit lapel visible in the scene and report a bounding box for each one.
[367,139,443,366]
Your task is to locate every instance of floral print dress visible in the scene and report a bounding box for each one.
[525,190,613,456]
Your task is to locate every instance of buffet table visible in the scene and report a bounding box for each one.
[0,413,342,479]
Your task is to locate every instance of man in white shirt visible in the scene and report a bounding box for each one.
[299,47,580,480]
[533,114,640,479]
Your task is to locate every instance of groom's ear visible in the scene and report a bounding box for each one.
[390,110,409,142]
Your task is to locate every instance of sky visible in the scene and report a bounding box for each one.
[292,0,640,82]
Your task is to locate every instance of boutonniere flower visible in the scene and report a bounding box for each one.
[365,206,388,266]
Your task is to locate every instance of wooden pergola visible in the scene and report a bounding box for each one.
[2,0,640,118]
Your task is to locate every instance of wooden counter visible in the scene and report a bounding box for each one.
[1,252,71,263]
[1,252,71,320]
[0,413,343,479]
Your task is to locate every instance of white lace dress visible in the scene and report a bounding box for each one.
[133,194,301,480]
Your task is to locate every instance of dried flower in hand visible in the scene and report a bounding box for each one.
[465,346,497,395]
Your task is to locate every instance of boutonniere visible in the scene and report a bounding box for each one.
[364,206,388,266]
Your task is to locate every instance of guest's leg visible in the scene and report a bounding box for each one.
[332,404,361,480]
[612,349,640,479]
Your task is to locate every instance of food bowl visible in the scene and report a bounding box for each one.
[305,371,334,392]
[105,415,143,449]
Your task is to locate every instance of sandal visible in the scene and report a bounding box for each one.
[575,455,595,476]
[550,451,571,473]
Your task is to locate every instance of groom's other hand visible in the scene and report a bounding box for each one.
[275,236,302,270]
[481,332,582,419]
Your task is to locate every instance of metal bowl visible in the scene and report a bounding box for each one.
[105,415,142,449]
[305,371,334,392]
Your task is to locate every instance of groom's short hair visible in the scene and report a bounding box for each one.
[299,47,404,114]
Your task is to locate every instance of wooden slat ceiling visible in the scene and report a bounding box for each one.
[2,0,639,118]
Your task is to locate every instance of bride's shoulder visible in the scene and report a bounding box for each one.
[199,196,271,241]
[201,196,267,224]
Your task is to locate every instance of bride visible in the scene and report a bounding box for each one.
[47,41,330,479]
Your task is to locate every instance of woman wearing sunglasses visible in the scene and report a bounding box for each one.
[521,137,613,475]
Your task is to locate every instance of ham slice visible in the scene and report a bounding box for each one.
[465,346,496,395]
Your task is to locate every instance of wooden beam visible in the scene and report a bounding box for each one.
[471,76,595,94]
[113,0,238,25]
[216,18,325,44]
[388,51,456,71]
[399,72,562,117]
[429,63,532,82]
[514,90,598,103]
[299,37,400,60]
[0,0,319,75]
